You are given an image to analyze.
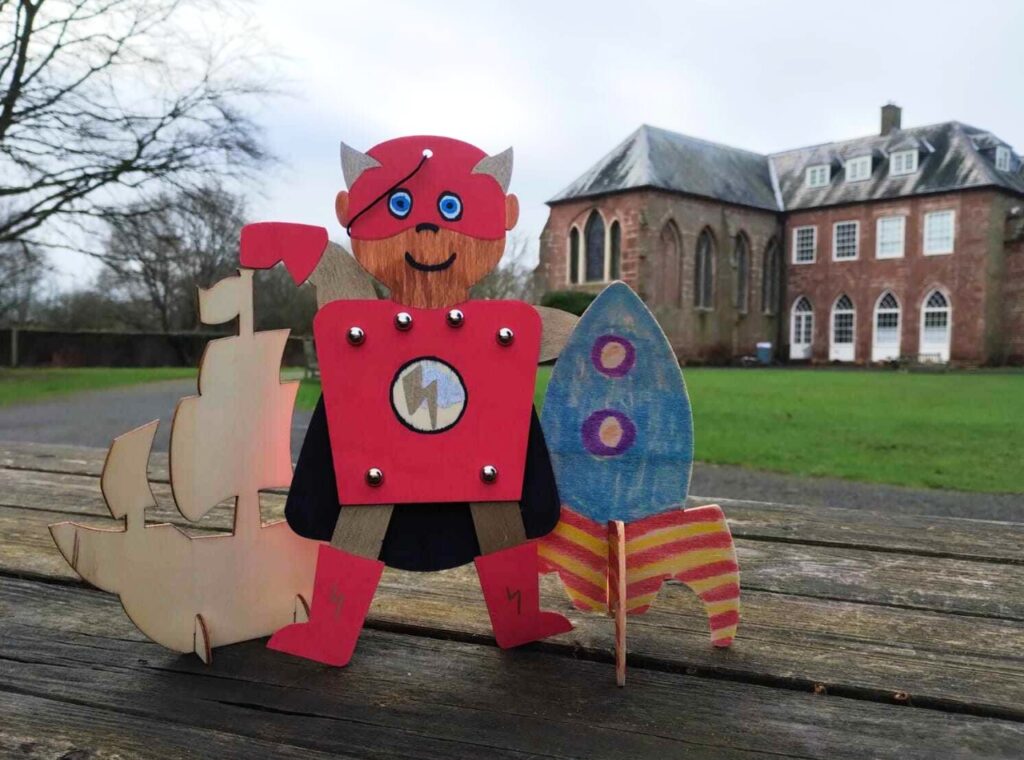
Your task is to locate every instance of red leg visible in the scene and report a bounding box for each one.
[475,541,573,649]
[268,544,383,666]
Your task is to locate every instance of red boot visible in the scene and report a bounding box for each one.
[268,544,384,666]
[475,541,573,649]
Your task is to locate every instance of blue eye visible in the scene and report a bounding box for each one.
[438,192,462,221]
[388,189,412,218]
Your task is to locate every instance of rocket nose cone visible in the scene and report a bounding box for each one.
[49,522,78,566]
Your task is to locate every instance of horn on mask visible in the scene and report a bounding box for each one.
[340,141,382,188]
[471,147,514,193]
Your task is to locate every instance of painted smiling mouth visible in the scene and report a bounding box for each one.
[405,251,457,272]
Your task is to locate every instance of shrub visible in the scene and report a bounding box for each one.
[540,290,597,316]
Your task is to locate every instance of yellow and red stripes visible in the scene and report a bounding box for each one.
[538,504,741,647]
[538,507,608,612]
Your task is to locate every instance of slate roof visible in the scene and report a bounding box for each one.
[550,121,1024,212]
[548,125,779,211]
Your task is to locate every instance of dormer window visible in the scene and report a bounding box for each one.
[889,150,918,176]
[845,156,872,182]
[995,146,1011,172]
[806,164,831,188]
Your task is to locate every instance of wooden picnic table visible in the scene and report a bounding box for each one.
[0,441,1021,759]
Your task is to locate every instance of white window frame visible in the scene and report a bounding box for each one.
[806,164,831,188]
[832,221,860,261]
[790,297,814,360]
[995,146,1011,172]
[875,216,906,259]
[872,291,902,362]
[889,150,918,176]
[792,225,817,264]
[829,295,856,362]
[846,156,872,182]
[919,290,952,363]
[923,210,955,256]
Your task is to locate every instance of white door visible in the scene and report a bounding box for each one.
[920,290,951,362]
[790,297,813,360]
[872,292,901,362]
[829,295,855,362]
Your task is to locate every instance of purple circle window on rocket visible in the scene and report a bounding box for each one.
[582,409,637,457]
[590,335,636,377]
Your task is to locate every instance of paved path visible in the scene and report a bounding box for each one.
[0,379,313,456]
[0,380,1020,520]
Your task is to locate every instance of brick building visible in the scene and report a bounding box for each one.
[539,106,1024,364]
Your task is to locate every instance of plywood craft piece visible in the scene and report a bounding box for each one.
[333,137,517,310]
[538,281,741,684]
[535,306,579,364]
[243,135,572,668]
[313,299,542,506]
[238,223,380,306]
[309,241,380,306]
[49,269,319,662]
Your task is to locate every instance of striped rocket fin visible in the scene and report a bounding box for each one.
[538,506,608,612]
[540,505,741,647]
[625,504,740,647]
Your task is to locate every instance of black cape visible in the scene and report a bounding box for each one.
[286,396,561,571]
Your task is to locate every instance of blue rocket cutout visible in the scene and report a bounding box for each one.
[540,282,694,523]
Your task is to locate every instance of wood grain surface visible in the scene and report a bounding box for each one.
[2,444,1023,758]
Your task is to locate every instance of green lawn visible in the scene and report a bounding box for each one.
[300,367,1024,493]
[0,367,196,407]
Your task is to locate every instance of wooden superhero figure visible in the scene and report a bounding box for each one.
[240,136,574,666]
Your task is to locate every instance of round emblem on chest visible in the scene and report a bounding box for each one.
[390,357,468,433]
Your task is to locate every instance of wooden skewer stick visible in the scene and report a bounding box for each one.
[608,519,627,687]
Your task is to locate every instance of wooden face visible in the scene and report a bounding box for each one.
[337,188,519,309]
[351,229,504,309]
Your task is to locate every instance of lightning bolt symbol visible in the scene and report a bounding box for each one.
[402,365,439,429]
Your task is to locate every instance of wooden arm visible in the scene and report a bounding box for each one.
[535,306,579,363]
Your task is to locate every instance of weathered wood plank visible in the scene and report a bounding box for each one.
[2,577,1022,760]
[0,690,344,759]
[3,525,1024,720]
[4,497,1019,622]
[0,466,285,531]
[701,496,1024,564]
[3,447,1022,563]
[0,441,130,478]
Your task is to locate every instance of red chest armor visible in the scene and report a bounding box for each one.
[313,300,541,506]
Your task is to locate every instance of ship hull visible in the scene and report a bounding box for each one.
[50,518,318,653]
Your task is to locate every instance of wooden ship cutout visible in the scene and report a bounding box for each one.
[49,269,319,663]
[538,282,741,686]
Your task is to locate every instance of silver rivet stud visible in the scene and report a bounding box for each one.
[365,467,384,486]
[496,327,515,346]
[347,326,366,346]
[446,308,465,327]
[480,465,498,484]
[394,312,413,331]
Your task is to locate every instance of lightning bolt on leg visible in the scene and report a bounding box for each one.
[471,502,572,649]
[268,504,393,666]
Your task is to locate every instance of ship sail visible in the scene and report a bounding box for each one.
[170,269,298,535]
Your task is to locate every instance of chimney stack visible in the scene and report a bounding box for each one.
[881,103,902,135]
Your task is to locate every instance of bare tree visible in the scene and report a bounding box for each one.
[99,183,243,332]
[0,239,45,322]
[471,235,543,302]
[0,0,271,252]
[253,266,316,336]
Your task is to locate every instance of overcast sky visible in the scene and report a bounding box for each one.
[55,0,1024,281]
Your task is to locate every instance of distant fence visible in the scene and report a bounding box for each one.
[0,328,306,368]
